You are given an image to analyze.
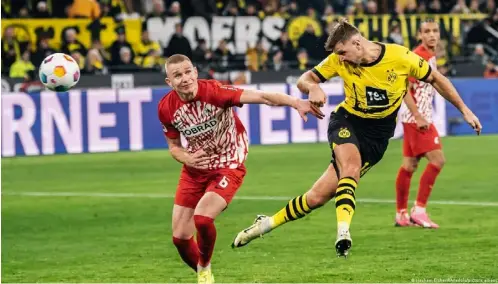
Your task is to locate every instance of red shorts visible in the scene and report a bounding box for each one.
[402,123,442,158]
[174,164,247,209]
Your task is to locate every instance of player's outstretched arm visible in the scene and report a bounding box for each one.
[165,136,210,169]
[239,89,325,121]
[297,70,327,107]
[426,69,482,135]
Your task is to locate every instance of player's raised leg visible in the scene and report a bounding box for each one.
[332,143,361,257]
[194,167,246,284]
[395,156,419,227]
[231,164,339,248]
[411,149,445,228]
[193,193,224,284]
[172,205,200,272]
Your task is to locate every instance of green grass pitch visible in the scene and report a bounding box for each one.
[2,135,498,283]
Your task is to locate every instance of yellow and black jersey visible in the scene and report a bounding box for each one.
[312,43,431,119]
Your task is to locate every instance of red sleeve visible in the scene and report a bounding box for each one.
[158,97,180,139]
[210,81,244,108]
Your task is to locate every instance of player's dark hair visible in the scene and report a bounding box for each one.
[418,18,438,31]
[324,18,360,52]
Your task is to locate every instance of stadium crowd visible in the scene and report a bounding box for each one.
[2,0,498,81]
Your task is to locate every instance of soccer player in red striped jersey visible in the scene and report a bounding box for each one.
[395,20,446,228]
[158,54,323,283]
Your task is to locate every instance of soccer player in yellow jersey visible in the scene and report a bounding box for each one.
[232,19,482,257]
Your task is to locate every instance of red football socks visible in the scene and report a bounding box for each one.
[194,215,217,268]
[172,236,199,271]
[396,167,413,212]
[416,163,441,207]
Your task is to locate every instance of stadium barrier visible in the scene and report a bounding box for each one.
[1,79,497,157]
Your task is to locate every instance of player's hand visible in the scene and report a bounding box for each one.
[185,149,211,169]
[308,85,327,107]
[462,109,482,135]
[295,99,325,122]
[414,115,430,131]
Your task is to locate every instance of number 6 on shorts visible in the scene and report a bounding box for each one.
[218,176,229,189]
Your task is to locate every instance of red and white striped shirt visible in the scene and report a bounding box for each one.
[158,79,248,170]
[401,45,438,124]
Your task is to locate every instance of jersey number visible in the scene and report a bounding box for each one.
[218,176,229,189]
[365,86,389,107]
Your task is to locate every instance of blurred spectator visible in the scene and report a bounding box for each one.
[167,1,181,17]
[165,23,192,59]
[91,40,111,64]
[192,39,212,69]
[366,0,378,14]
[18,6,29,18]
[294,48,311,71]
[33,1,51,18]
[428,0,443,14]
[298,24,322,60]
[469,0,480,13]
[134,31,162,68]
[71,51,86,70]
[32,37,56,67]
[480,0,496,14]
[246,40,268,71]
[322,5,334,23]
[352,0,365,15]
[100,0,128,19]
[183,0,217,20]
[288,1,300,16]
[272,31,296,62]
[112,46,140,73]
[147,0,166,18]
[67,0,101,19]
[9,50,35,79]
[451,0,470,14]
[484,59,498,78]
[244,4,258,16]
[85,48,108,75]
[387,23,404,45]
[472,44,490,65]
[269,51,289,71]
[110,27,135,65]
[396,0,417,15]
[224,3,239,16]
[214,39,234,68]
[2,27,21,71]
[61,29,87,57]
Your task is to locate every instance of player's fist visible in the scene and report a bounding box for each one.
[462,110,482,135]
[308,85,327,107]
[185,149,211,169]
[295,99,325,122]
[414,115,430,131]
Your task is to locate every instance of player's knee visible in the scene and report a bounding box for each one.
[402,159,418,172]
[172,235,191,247]
[172,228,194,240]
[341,164,361,180]
[306,193,330,208]
[431,157,445,169]
[193,215,214,230]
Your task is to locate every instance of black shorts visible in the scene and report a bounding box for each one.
[328,107,397,178]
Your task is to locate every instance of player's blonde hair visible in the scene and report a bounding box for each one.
[165,54,191,71]
[325,18,360,52]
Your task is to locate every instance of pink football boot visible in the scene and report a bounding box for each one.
[395,210,415,227]
[410,207,439,229]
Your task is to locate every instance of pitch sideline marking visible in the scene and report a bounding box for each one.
[2,191,498,207]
